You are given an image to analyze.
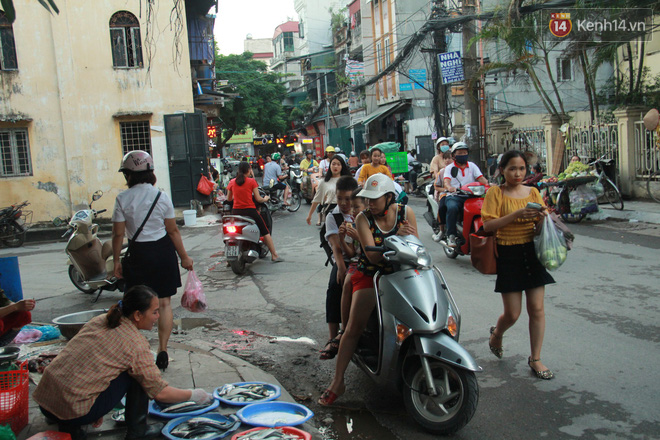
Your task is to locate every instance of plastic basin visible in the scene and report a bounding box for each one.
[52,309,106,340]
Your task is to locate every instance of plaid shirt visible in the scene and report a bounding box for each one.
[33,315,167,420]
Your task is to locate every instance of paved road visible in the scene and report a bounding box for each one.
[2,198,659,439]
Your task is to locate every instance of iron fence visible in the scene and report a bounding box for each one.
[634,120,659,179]
[506,127,546,162]
[564,122,618,170]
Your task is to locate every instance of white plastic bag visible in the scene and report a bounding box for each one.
[569,184,598,215]
[181,270,207,313]
[534,215,568,271]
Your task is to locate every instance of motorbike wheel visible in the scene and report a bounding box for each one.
[443,245,459,259]
[230,257,248,275]
[403,359,479,435]
[1,223,25,248]
[68,265,96,294]
[287,193,302,212]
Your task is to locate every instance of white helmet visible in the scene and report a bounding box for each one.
[119,150,154,172]
[451,142,469,154]
[435,137,449,147]
[357,173,396,199]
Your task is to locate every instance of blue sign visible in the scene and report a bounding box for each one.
[399,83,413,91]
[438,51,464,84]
[409,69,427,87]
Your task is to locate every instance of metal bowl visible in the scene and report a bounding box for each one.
[0,346,20,363]
[52,309,106,340]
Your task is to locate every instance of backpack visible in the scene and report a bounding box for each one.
[320,212,348,267]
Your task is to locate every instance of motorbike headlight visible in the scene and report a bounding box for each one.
[396,321,413,346]
[408,242,432,268]
[470,185,486,196]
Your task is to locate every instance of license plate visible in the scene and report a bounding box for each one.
[226,245,239,258]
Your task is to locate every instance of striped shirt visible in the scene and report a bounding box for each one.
[33,315,167,420]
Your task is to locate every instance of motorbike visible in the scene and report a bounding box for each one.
[422,182,441,235]
[411,161,432,196]
[54,191,125,296]
[222,200,272,275]
[262,176,302,213]
[286,165,304,212]
[301,166,320,204]
[356,235,480,434]
[438,175,490,259]
[0,201,31,248]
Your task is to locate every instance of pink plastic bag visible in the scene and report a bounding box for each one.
[12,328,42,344]
[181,270,207,313]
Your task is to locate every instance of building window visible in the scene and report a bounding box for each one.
[120,121,151,155]
[384,37,390,68]
[556,58,572,82]
[109,11,143,69]
[0,12,18,70]
[376,41,382,72]
[283,32,294,52]
[0,128,31,177]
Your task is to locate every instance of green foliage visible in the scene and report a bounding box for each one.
[330,7,347,32]
[1,0,58,22]
[215,52,287,146]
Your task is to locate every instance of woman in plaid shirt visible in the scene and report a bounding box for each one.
[34,286,212,440]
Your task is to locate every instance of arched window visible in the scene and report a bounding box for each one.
[109,11,143,68]
[0,12,18,70]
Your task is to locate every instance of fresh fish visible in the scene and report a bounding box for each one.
[235,428,300,439]
[217,384,275,403]
[170,415,241,439]
[159,401,212,414]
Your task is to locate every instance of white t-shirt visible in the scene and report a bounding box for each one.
[112,183,175,242]
[312,177,339,205]
[443,162,484,189]
[354,165,364,182]
[324,205,354,262]
[407,153,414,172]
[319,158,331,176]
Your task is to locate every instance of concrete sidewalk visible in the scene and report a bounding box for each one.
[599,200,660,225]
[19,338,318,440]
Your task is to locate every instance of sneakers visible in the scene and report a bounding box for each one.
[432,232,442,242]
[447,235,458,247]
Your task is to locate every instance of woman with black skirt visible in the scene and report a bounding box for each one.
[481,150,555,380]
[112,150,193,371]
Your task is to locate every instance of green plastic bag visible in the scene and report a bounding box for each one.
[0,425,16,440]
[370,142,401,154]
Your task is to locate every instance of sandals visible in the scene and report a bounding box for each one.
[318,389,340,406]
[528,357,554,380]
[319,336,340,360]
[489,326,503,359]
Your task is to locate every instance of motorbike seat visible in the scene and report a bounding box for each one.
[0,207,12,216]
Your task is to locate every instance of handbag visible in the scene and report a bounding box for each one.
[470,227,498,275]
[121,192,162,278]
[197,174,214,196]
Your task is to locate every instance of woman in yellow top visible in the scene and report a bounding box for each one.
[357,148,393,185]
[481,150,555,380]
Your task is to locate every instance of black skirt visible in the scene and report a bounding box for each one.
[124,235,181,298]
[495,242,555,294]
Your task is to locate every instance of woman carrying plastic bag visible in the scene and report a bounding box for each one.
[534,215,569,271]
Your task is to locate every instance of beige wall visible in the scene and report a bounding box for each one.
[0,2,194,223]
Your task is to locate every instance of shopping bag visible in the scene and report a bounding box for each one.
[197,174,214,196]
[534,215,569,271]
[569,184,598,215]
[470,227,497,274]
[181,270,207,312]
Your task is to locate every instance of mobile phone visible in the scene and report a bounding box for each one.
[526,202,542,210]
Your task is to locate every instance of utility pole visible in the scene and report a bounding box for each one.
[462,0,481,165]
[431,0,448,138]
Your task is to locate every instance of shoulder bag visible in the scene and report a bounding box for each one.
[470,226,498,275]
[121,192,162,279]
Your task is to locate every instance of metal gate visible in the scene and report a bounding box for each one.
[164,112,211,207]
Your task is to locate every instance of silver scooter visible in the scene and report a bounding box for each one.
[222,205,271,275]
[55,191,125,297]
[356,235,480,434]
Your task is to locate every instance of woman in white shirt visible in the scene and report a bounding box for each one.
[306,156,351,226]
[112,151,193,372]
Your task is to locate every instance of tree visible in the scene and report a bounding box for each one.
[0,0,58,22]
[214,52,287,150]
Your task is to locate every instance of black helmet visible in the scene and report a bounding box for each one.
[305,149,313,155]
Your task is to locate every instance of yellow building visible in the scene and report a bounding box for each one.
[0,2,197,223]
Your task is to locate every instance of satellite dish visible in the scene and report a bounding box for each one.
[643,109,659,131]
[246,33,253,39]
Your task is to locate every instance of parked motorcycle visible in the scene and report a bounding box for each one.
[356,235,480,434]
[422,182,441,235]
[222,202,272,275]
[286,165,304,212]
[411,161,432,196]
[0,201,31,248]
[54,191,125,295]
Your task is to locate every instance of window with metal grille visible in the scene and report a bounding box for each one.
[109,11,143,68]
[0,12,18,70]
[120,121,151,155]
[556,58,572,82]
[0,129,32,177]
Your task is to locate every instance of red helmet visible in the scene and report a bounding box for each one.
[119,150,154,172]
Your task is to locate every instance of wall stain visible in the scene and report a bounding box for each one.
[37,181,59,194]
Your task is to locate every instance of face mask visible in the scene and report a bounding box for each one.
[455,155,469,165]
[440,145,450,153]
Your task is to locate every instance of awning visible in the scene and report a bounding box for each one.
[359,100,410,127]
[346,117,364,129]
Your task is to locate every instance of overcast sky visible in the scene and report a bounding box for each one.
[214,0,299,55]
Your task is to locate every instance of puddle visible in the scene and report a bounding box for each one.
[322,409,397,440]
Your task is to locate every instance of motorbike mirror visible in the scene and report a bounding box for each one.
[92,190,103,201]
[451,167,459,178]
[53,217,64,227]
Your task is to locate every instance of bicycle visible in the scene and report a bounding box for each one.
[588,155,624,210]
[540,176,597,223]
